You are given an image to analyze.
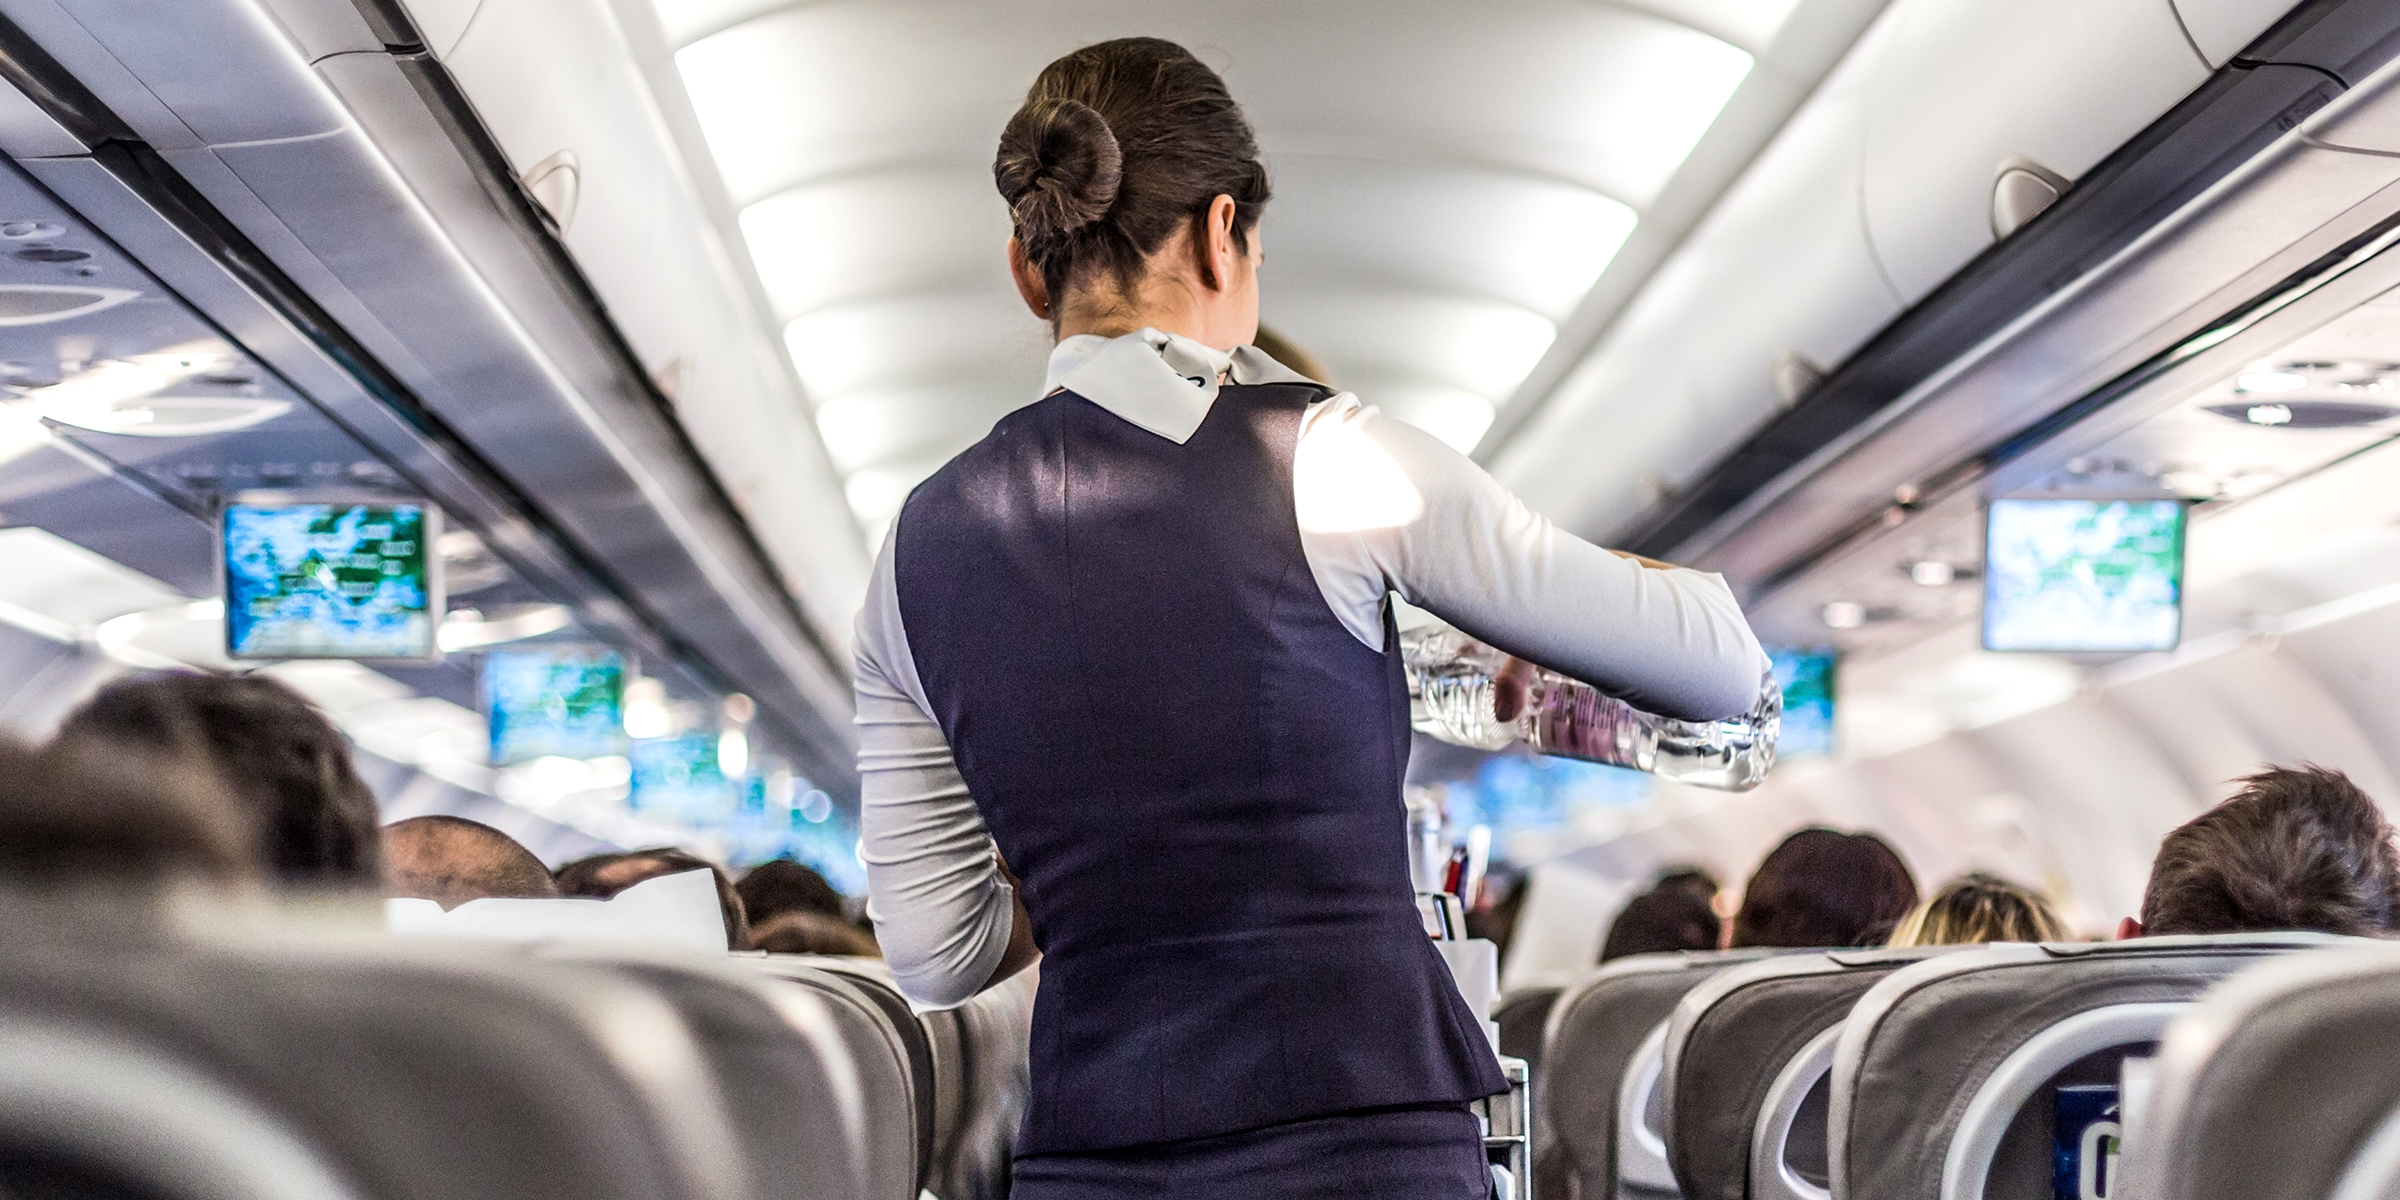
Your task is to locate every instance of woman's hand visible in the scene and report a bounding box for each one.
[1492,655,1536,723]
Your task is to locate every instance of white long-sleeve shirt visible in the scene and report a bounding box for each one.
[856,328,1769,1008]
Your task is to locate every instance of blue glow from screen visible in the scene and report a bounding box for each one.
[483,648,626,766]
[1771,647,1838,761]
[223,502,432,659]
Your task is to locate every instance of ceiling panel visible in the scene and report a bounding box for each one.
[658,0,1770,530]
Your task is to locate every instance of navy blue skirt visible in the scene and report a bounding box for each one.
[1011,1101,1489,1200]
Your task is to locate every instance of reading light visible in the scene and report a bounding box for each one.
[1910,561,1957,587]
[2245,403,2293,426]
[1822,601,1866,629]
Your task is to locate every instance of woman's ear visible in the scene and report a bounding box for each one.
[1197,194,1239,293]
[1007,236,1051,319]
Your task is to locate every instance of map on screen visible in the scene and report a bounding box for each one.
[484,648,626,766]
[223,502,435,659]
[1983,498,2184,654]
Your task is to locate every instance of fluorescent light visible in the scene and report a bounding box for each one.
[717,727,749,777]
[2235,370,2306,394]
[623,677,672,739]
[437,604,573,651]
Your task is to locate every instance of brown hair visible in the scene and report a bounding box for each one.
[995,37,1270,311]
[1730,828,1918,948]
[54,671,381,886]
[1886,872,2068,947]
[2141,765,2400,936]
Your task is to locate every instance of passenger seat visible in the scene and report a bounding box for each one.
[1830,934,2342,1200]
[1661,948,1958,1200]
[0,920,747,1200]
[1536,950,1781,1200]
[735,955,931,1200]
[2114,941,2400,1200]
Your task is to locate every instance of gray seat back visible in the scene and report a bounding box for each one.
[1662,947,1958,1200]
[919,967,1038,1200]
[735,955,926,1200]
[0,924,746,1200]
[0,1012,368,1200]
[547,947,879,1200]
[2117,942,2400,1200]
[1497,983,1567,1074]
[1830,934,2342,1200]
[1537,950,1782,1200]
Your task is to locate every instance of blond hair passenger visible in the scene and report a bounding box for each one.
[1887,871,2068,947]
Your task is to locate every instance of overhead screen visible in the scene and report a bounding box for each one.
[1771,648,1838,760]
[223,500,438,660]
[483,647,627,766]
[1983,498,2185,654]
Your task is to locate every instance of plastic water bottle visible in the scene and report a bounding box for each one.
[1401,623,1781,791]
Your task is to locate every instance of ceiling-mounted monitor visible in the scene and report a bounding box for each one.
[1770,647,1838,760]
[222,499,440,660]
[483,647,627,766]
[1982,498,2184,654]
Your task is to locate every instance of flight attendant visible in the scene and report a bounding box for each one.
[856,37,1768,1199]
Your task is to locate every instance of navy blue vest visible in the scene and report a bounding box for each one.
[894,382,1508,1155]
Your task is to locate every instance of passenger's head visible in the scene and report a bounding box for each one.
[556,848,749,949]
[736,858,846,926]
[751,910,881,958]
[52,671,382,887]
[2128,766,2400,938]
[0,737,254,893]
[996,37,1270,342]
[1887,872,2068,947]
[384,816,559,910]
[1730,828,1918,948]
[1600,874,1722,962]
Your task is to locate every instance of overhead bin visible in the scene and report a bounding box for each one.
[1860,0,2213,304]
[2177,0,2313,67]
[1497,9,1907,537]
[422,0,869,629]
[0,0,861,791]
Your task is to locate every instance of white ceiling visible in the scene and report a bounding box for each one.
[649,0,1798,540]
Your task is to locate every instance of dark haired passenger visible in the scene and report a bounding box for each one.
[51,671,382,886]
[737,857,847,926]
[1600,871,1722,961]
[752,909,881,957]
[0,737,254,891]
[385,815,560,909]
[2120,765,2400,939]
[1728,828,1917,948]
[557,847,750,950]
[854,35,1767,1198]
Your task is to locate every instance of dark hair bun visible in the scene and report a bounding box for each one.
[994,97,1122,242]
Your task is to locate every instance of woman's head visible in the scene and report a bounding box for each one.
[1886,872,2069,947]
[1729,828,1917,948]
[53,671,382,887]
[995,38,1270,344]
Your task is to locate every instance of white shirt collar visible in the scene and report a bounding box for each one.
[1042,327,1316,444]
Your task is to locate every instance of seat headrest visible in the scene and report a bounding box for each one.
[1831,937,2359,1200]
[2120,943,2400,1200]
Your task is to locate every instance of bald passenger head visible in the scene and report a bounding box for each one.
[384,816,559,909]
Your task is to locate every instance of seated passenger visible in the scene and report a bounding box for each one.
[51,672,382,887]
[556,847,750,949]
[2120,765,2400,939]
[1599,869,1722,961]
[751,909,882,957]
[736,857,847,925]
[1886,871,2067,946]
[1727,828,1917,948]
[384,815,560,909]
[0,737,254,890]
